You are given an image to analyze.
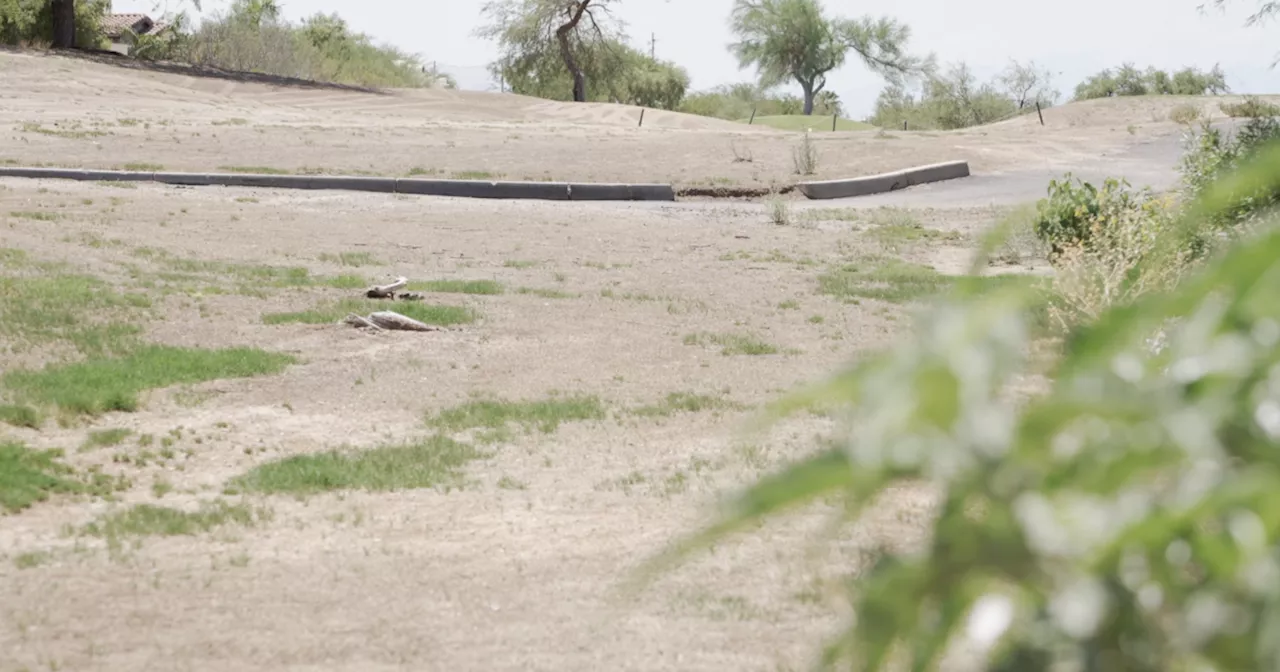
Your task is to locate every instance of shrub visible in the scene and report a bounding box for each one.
[644,137,1280,671]
[1168,103,1202,125]
[791,131,818,175]
[1220,96,1280,119]
[0,0,109,49]
[1032,174,1165,256]
[1180,116,1280,235]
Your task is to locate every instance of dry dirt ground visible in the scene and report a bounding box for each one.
[0,50,1253,672]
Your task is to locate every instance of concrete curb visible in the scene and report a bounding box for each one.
[0,167,675,202]
[797,160,970,200]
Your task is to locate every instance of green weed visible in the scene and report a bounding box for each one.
[4,346,295,417]
[406,279,504,295]
[683,332,779,356]
[228,435,482,495]
[428,394,606,435]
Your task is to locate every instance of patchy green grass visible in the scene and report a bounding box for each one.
[317,251,381,267]
[0,404,41,429]
[778,299,801,310]
[20,122,106,139]
[406,279,505,295]
[1,269,151,355]
[122,162,164,171]
[817,257,952,303]
[805,208,863,223]
[263,299,476,326]
[503,259,541,269]
[428,394,606,436]
[228,435,483,495]
[13,550,51,569]
[452,170,501,180]
[406,166,441,176]
[819,258,1046,305]
[0,442,80,513]
[83,500,270,539]
[683,332,779,356]
[4,346,296,417]
[80,428,133,452]
[9,210,59,221]
[516,287,577,299]
[217,165,291,175]
[127,247,366,294]
[632,392,744,418]
[738,115,875,132]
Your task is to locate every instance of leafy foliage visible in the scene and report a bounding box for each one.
[180,2,439,88]
[643,138,1280,671]
[1180,116,1280,235]
[869,60,1057,131]
[0,0,108,48]
[678,82,843,120]
[1220,96,1280,119]
[1031,174,1176,258]
[478,0,623,103]
[1073,63,1228,101]
[729,0,925,115]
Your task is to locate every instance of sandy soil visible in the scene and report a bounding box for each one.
[1,50,1261,192]
[0,48,1235,672]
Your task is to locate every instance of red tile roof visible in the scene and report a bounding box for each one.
[101,13,154,38]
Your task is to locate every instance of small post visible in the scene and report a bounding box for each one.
[749,107,757,125]
[1036,101,1044,126]
[832,113,838,132]
[903,120,907,131]
[638,108,645,128]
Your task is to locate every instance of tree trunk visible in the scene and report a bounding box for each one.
[801,81,815,116]
[555,1,592,103]
[52,0,76,49]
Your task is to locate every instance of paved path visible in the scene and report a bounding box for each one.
[781,119,1245,211]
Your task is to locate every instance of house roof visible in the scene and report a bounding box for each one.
[101,13,157,38]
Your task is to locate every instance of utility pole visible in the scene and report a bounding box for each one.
[649,32,656,59]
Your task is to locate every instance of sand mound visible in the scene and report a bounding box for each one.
[0,49,752,131]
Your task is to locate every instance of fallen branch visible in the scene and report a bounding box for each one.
[366,276,408,299]
[367,311,440,332]
[343,313,384,331]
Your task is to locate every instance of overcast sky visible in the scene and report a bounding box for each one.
[120,0,1280,117]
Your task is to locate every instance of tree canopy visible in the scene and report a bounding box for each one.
[728,0,926,115]
[478,0,623,103]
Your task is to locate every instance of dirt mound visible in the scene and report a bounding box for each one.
[0,49,752,131]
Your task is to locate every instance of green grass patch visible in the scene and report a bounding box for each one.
[217,165,291,175]
[13,550,51,569]
[0,270,150,355]
[317,251,381,267]
[0,404,40,428]
[83,499,270,538]
[228,435,483,495]
[516,286,577,299]
[21,122,106,139]
[819,257,1047,305]
[0,442,79,513]
[80,428,132,452]
[683,332,779,356]
[632,392,744,418]
[121,162,164,171]
[263,299,476,326]
[4,346,295,417]
[817,257,952,303]
[739,115,875,132]
[9,210,58,221]
[428,394,606,436]
[452,170,501,180]
[405,279,504,295]
[128,247,366,293]
[503,259,540,269]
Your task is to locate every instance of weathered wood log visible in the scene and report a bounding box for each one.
[343,313,384,331]
[367,311,440,332]
[366,276,408,299]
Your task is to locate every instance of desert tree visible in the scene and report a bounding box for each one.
[728,0,927,115]
[477,0,622,103]
[998,59,1060,110]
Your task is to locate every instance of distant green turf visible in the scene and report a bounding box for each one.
[737,115,875,132]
